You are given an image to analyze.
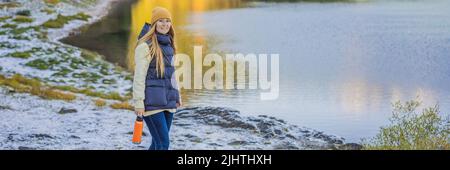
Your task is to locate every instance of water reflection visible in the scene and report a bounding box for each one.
[62,0,246,71]
[127,0,246,71]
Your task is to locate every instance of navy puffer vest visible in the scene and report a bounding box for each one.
[143,33,179,111]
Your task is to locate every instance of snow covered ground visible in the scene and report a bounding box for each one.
[0,86,360,150]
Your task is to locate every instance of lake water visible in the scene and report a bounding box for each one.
[62,0,450,142]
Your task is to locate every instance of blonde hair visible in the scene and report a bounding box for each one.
[136,23,176,77]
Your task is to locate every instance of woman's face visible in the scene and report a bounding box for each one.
[156,18,171,34]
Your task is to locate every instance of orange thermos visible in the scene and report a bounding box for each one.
[132,116,143,144]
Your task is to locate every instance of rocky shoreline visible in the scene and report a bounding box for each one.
[174,107,362,150]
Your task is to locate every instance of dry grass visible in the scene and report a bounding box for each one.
[44,0,60,5]
[0,2,21,8]
[94,99,106,107]
[1,73,133,110]
[0,74,75,101]
[2,77,31,93]
[39,88,76,101]
[51,85,130,101]
[11,74,41,87]
[110,101,134,111]
[13,16,34,23]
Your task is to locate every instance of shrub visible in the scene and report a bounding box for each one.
[362,99,450,150]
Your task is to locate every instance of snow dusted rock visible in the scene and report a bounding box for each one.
[336,143,363,150]
[58,107,78,114]
[18,146,37,150]
[0,104,12,110]
[175,107,257,130]
[0,86,362,150]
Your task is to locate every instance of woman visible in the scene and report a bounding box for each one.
[133,7,181,150]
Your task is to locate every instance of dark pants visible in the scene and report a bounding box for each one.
[143,111,174,150]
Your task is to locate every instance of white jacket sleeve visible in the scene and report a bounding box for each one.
[132,43,151,109]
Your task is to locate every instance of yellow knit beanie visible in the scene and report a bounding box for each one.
[150,7,172,25]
